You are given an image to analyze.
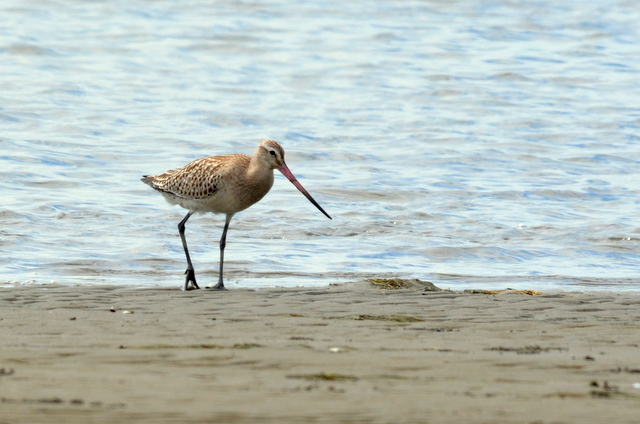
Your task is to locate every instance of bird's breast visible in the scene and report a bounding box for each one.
[191,167,274,214]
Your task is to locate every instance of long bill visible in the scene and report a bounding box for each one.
[279,162,332,220]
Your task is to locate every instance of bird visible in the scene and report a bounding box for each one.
[141,139,332,291]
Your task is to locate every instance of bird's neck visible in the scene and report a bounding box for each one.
[246,156,275,194]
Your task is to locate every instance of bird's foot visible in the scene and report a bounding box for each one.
[184,268,200,290]
[205,281,227,291]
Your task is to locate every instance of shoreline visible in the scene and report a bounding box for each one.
[5,276,640,294]
[2,280,640,423]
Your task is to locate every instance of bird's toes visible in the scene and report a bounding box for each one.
[184,269,199,290]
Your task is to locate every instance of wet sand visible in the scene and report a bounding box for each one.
[2,280,640,423]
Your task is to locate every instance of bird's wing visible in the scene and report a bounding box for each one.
[143,156,226,200]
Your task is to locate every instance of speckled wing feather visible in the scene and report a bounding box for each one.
[142,156,227,200]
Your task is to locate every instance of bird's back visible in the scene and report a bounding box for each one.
[142,153,271,214]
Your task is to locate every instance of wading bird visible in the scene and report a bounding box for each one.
[142,139,331,290]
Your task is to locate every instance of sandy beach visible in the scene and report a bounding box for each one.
[1,280,640,423]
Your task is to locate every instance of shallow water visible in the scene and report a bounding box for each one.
[1,1,640,291]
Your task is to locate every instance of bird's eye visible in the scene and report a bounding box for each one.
[269,150,276,156]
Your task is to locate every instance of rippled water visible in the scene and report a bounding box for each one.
[2,1,640,291]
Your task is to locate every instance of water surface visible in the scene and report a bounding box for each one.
[1,1,640,291]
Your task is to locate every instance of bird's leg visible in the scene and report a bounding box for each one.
[178,212,199,290]
[209,213,232,291]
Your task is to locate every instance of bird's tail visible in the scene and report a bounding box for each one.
[141,175,154,186]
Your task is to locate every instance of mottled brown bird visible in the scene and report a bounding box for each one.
[142,139,331,291]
